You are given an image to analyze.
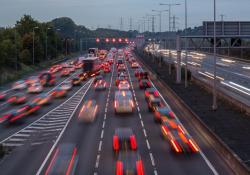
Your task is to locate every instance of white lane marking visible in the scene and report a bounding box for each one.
[143,129,147,137]
[14,133,30,137]
[141,120,144,128]
[154,170,158,175]
[102,121,106,129]
[146,139,151,150]
[100,130,104,139]
[8,138,26,142]
[138,113,142,119]
[2,143,23,147]
[98,141,102,152]
[138,56,219,175]
[36,79,93,175]
[137,106,140,112]
[149,153,156,166]
[95,154,100,168]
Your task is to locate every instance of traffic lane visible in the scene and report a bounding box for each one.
[37,67,114,174]
[0,78,92,175]
[126,64,215,175]
[0,70,81,116]
[135,56,234,175]
[0,72,85,142]
[97,70,155,175]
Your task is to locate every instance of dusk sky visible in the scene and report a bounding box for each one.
[0,0,249,31]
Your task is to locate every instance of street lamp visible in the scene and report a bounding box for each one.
[212,0,218,110]
[55,29,61,58]
[32,26,39,65]
[45,27,51,60]
[184,0,188,88]
[152,10,168,32]
[159,3,181,32]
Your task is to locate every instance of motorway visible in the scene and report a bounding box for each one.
[0,49,236,175]
[151,45,250,106]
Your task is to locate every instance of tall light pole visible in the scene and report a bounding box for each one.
[32,26,39,65]
[212,0,218,110]
[159,3,181,32]
[55,29,60,58]
[45,27,51,60]
[184,0,188,88]
[152,10,168,32]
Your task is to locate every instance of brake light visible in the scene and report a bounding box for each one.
[116,161,123,175]
[66,147,77,175]
[114,101,117,108]
[130,100,134,108]
[0,114,11,122]
[188,139,199,152]
[154,91,159,97]
[17,106,28,113]
[161,125,169,136]
[169,111,175,118]
[45,148,59,175]
[9,113,26,122]
[136,160,144,175]
[130,135,137,150]
[145,91,149,97]
[113,135,119,151]
[178,125,185,134]
[171,140,181,153]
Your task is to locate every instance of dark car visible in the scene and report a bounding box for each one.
[113,128,137,152]
[147,95,163,112]
[116,151,144,175]
[139,79,151,89]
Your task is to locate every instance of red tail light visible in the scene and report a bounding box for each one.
[130,100,134,108]
[145,91,149,97]
[9,113,26,122]
[154,91,159,97]
[169,111,175,118]
[188,139,199,152]
[0,114,11,122]
[66,147,77,175]
[8,97,15,102]
[171,140,181,153]
[130,135,137,150]
[161,125,169,136]
[45,148,59,175]
[116,161,123,175]
[113,135,119,151]
[114,101,117,108]
[136,160,144,175]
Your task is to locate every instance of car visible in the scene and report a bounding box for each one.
[60,69,70,77]
[144,88,159,101]
[134,68,144,77]
[138,71,149,81]
[161,125,199,153]
[59,81,73,91]
[39,72,55,86]
[32,93,52,105]
[71,77,81,86]
[68,66,75,73]
[116,151,144,175]
[107,58,114,65]
[12,80,27,90]
[7,93,27,105]
[0,108,27,124]
[78,100,98,122]
[147,95,163,112]
[26,76,39,85]
[94,75,103,83]
[103,66,111,73]
[45,143,78,175]
[116,59,124,67]
[50,87,67,98]
[131,62,139,68]
[154,107,175,123]
[0,91,7,101]
[94,80,107,90]
[118,81,130,90]
[117,64,126,72]
[139,79,151,89]
[114,91,134,113]
[113,128,137,152]
[75,62,83,69]
[115,76,127,86]
[27,82,43,93]
[49,64,62,73]
[21,102,41,116]
[78,72,88,81]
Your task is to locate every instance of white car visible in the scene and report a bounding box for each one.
[114,91,134,113]
[27,83,43,93]
[78,100,98,122]
[131,62,139,68]
[12,80,27,90]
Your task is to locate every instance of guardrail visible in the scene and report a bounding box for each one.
[135,51,250,175]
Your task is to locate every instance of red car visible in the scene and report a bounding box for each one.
[139,79,151,89]
[7,93,27,105]
[144,88,159,101]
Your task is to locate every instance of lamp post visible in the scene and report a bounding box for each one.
[152,10,168,32]
[184,0,188,88]
[32,26,39,65]
[159,3,181,32]
[55,29,60,58]
[45,27,51,60]
[212,0,218,110]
